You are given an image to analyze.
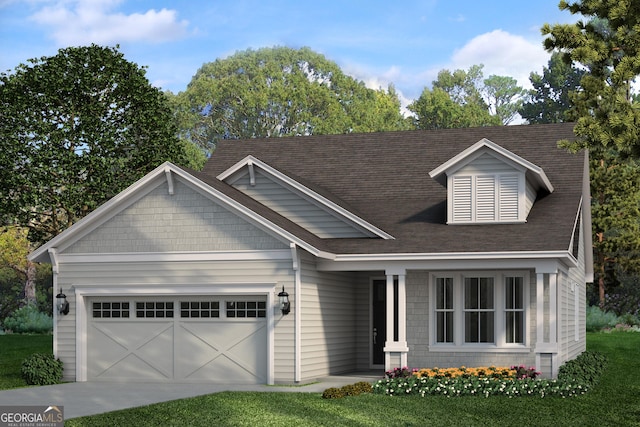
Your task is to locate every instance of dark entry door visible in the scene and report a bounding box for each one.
[372,279,386,365]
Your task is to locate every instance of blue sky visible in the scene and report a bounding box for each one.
[0,1,575,105]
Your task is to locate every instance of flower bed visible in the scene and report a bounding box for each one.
[373,353,606,398]
[385,365,539,380]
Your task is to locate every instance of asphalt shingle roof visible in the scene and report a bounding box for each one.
[199,123,584,255]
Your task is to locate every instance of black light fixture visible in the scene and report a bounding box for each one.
[56,288,69,315]
[277,286,290,315]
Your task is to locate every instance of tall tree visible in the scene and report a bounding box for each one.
[542,1,640,156]
[0,227,36,305]
[483,75,526,124]
[519,52,585,124]
[408,65,506,129]
[590,152,640,304]
[432,64,488,107]
[0,45,188,246]
[543,0,640,304]
[168,46,408,152]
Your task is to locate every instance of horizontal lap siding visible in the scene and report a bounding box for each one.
[561,214,587,364]
[233,170,369,238]
[457,152,518,175]
[56,258,295,382]
[299,253,358,380]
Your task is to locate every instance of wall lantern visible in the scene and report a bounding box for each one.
[56,288,69,315]
[278,286,290,315]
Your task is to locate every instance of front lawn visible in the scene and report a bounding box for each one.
[0,334,52,389]
[64,332,640,427]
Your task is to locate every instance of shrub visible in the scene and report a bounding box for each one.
[352,381,373,394]
[511,365,541,379]
[618,313,640,327]
[586,305,619,332]
[322,382,373,399]
[21,353,63,385]
[557,351,607,385]
[2,304,53,334]
[385,366,414,379]
[322,387,345,399]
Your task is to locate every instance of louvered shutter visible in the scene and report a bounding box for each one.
[452,176,472,222]
[499,175,519,221]
[475,176,496,221]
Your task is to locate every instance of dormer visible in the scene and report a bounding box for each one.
[429,138,553,225]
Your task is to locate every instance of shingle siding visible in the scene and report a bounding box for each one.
[65,179,288,253]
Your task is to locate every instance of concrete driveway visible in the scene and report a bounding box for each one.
[0,373,381,420]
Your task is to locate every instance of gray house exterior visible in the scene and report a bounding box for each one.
[30,123,592,384]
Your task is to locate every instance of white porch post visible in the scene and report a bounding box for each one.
[534,269,559,377]
[549,272,559,377]
[384,274,394,370]
[383,270,409,371]
[397,273,408,367]
[535,272,544,370]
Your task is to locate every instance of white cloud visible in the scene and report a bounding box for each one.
[29,0,190,45]
[450,29,550,90]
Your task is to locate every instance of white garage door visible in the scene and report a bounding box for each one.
[87,296,267,383]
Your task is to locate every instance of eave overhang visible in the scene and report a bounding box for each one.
[317,250,579,272]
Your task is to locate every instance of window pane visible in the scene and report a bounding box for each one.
[480,278,493,309]
[465,278,478,309]
[436,312,453,343]
[506,279,514,309]
[480,312,494,342]
[436,278,449,309]
[506,311,524,343]
[465,312,478,342]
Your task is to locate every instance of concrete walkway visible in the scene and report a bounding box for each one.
[0,373,381,420]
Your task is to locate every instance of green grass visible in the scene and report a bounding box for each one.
[0,334,53,389]
[2,333,639,426]
[64,332,640,427]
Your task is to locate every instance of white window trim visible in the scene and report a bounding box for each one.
[428,271,530,353]
[448,173,526,225]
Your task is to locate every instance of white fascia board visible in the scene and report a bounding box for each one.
[217,155,394,240]
[429,138,554,193]
[317,250,577,271]
[29,162,328,263]
[56,250,293,264]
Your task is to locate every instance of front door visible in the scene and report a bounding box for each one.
[372,279,386,366]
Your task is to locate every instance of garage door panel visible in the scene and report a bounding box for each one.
[177,321,267,383]
[95,353,172,381]
[183,353,264,383]
[88,321,175,380]
[87,297,267,383]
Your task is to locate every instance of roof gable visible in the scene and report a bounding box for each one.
[217,155,393,239]
[429,138,554,193]
[29,162,328,263]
